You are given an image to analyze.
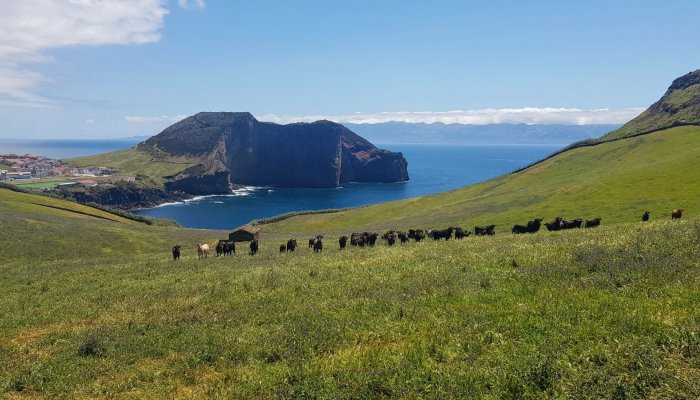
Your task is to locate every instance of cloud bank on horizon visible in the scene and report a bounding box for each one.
[256,108,644,125]
[0,0,202,108]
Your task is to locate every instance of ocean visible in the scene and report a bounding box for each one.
[0,139,560,229]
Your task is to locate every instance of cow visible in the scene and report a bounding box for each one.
[216,241,224,256]
[454,227,471,239]
[386,233,396,246]
[286,239,297,252]
[197,243,210,259]
[584,218,601,228]
[432,227,455,240]
[562,218,583,229]
[474,225,496,236]
[313,237,323,253]
[339,235,348,250]
[398,232,409,244]
[249,239,259,255]
[545,217,564,232]
[223,241,235,256]
[642,211,650,222]
[366,232,378,247]
[351,233,365,247]
[672,209,684,220]
[172,245,181,261]
[413,230,426,242]
[279,244,286,253]
[308,238,315,249]
[512,218,543,234]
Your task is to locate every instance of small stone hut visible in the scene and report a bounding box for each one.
[228,225,260,242]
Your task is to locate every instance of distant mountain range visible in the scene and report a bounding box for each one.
[344,123,621,145]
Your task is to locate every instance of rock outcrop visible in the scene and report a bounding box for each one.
[138,112,409,193]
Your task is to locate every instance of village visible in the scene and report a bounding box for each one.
[0,153,134,189]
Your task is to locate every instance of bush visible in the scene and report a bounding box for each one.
[77,332,107,357]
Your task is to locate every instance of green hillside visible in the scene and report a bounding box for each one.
[68,147,197,185]
[603,69,700,141]
[2,184,700,397]
[259,125,700,235]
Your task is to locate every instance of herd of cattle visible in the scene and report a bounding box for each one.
[172,209,685,260]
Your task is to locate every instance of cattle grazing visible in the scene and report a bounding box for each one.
[197,243,210,259]
[642,211,650,222]
[454,227,471,239]
[386,233,396,246]
[672,209,684,220]
[172,245,181,261]
[474,225,496,236]
[562,218,583,230]
[286,239,297,252]
[308,238,315,248]
[339,235,348,250]
[216,241,224,256]
[544,217,564,232]
[351,232,365,247]
[413,230,426,242]
[432,227,455,240]
[584,218,601,228]
[366,232,378,247]
[313,237,323,253]
[279,244,286,253]
[398,232,409,244]
[512,218,543,234]
[249,239,259,255]
[223,241,235,256]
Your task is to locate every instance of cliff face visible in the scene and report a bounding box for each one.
[140,112,408,193]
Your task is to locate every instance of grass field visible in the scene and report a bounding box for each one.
[2,188,700,398]
[68,148,197,185]
[12,181,71,189]
[258,126,700,237]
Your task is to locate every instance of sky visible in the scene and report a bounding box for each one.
[0,0,699,139]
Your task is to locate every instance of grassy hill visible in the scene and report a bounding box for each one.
[2,185,700,398]
[603,69,700,141]
[68,147,197,185]
[258,125,700,236]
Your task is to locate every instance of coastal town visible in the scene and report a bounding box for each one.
[0,153,134,189]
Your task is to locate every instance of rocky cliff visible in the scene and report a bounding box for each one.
[138,112,409,194]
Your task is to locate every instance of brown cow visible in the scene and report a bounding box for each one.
[672,209,684,220]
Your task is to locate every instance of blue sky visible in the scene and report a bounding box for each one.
[0,0,699,138]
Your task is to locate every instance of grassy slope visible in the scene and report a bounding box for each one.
[1,194,700,397]
[259,125,700,236]
[68,148,197,185]
[0,188,139,224]
[604,83,700,141]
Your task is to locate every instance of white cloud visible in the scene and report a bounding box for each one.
[83,118,95,124]
[257,107,645,125]
[0,0,204,108]
[124,114,188,123]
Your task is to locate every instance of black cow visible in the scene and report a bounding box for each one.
[512,218,543,234]
[351,233,365,247]
[398,232,409,244]
[279,244,286,253]
[308,238,315,249]
[249,239,259,255]
[562,218,583,229]
[366,232,378,247]
[287,239,297,252]
[474,225,496,236]
[339,235,348,250]
[172,245,181,261]
[432,227,455,240]
[216,241,224,256]
[584,218,601,228]
[545,217,564,232]
[386,233,396,246]
[454,227,471,239]
[642,211,650,222]
[413,230,425,242]
[223,241,235,256]
[313,237,323,253]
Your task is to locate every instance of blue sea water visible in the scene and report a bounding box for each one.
[0,139,560,230]
[135,144,560,229]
